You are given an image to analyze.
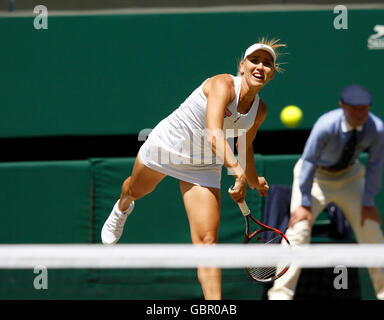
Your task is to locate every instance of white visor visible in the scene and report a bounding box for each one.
[243,43,276,66]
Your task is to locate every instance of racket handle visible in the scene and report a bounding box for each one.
[229,185,251,216]
[237,201,251,216]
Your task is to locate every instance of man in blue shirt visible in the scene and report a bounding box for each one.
[268,84,384,300]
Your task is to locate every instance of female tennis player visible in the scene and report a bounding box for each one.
[102,39,285,300]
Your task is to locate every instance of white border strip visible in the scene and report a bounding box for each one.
[1,244,384,269]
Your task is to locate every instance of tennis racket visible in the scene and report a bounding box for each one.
[231,186,290,283]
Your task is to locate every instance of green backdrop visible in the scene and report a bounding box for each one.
[0,160,92,243]
[1,8,383,137]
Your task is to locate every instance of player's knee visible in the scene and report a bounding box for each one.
[199,231,218,245]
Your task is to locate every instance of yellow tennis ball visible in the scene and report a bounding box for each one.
[280,105,303,128]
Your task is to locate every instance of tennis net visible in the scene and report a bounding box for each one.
[1,243,383,300]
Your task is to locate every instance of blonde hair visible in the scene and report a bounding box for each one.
[237,37,287,75]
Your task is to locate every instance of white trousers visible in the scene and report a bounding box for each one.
[268,158,384,300]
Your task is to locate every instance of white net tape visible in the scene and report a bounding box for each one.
[1,244,384,269]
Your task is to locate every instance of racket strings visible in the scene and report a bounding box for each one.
[246,230,285,281]
[248,266,277,280]
[264,235,282,244]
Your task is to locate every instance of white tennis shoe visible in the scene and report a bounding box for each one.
[101,200,135,245]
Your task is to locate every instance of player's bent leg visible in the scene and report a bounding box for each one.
[119,155,166,211]
[179,181,221,300]
[101,155,166,245]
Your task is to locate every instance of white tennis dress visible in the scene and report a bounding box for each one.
[139,75,260,188]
